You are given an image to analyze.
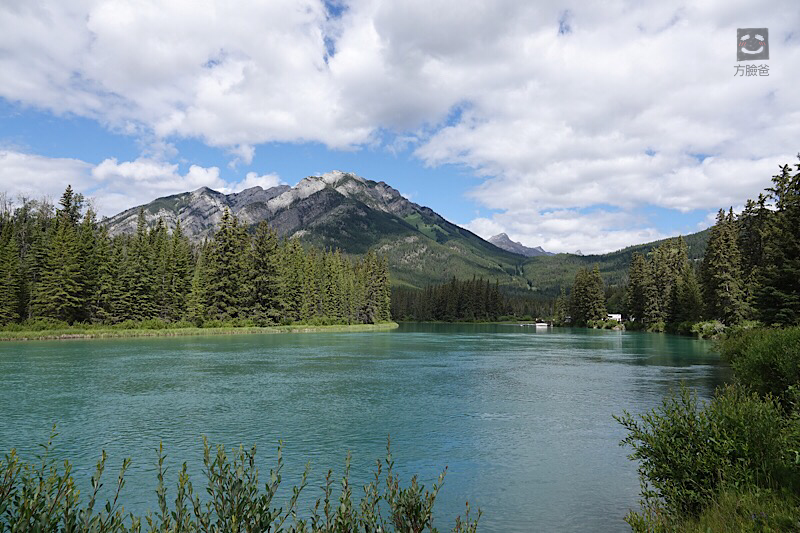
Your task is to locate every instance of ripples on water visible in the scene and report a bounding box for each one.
[0,324,730,532]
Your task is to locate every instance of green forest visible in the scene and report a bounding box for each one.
[615,158,800,531]
[0,186,391,330]
[551,159,800,335]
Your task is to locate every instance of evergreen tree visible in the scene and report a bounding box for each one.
[553,286,568,326]
[205,209,248,321]
[188,241,211,323]
[32,219,82,322]
[126,210,157,320]
[168,220,193,322]
[755,162,800,325]
[0,222,20,325]
[701,209,746,324]
[76,210,100,322]
[625,252,648,322]
[246,221,282,324]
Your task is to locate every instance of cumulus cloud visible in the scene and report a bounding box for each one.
[0,150,94,202]
[224,172,285,193]
[0,151,278,217]
[1,0,799,251]
[465,208,668,256]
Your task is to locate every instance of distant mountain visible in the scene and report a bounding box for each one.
[105,170,712,296]
[488,233,553,257]
[105,171,529,290]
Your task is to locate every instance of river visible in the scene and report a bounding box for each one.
[0,323,729,532]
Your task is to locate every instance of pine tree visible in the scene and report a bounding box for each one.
[0,222,21,325]
[188,241,211,324]
[553,286,568,326]
[205,209,248,321]
[32,219,82,323]
[76,210,99,322]
[625,252,649,322]
[127,210,157,320]
[168,220,193,322]
[91,227,115,323]
[701,209,746,324]
[246,221,282,324]
[755,162,800,325]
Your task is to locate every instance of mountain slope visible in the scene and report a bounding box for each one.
[488,233,553,256]
[104,171,712,295]
[105,171,527,289]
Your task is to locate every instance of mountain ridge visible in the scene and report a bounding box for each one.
[103,172,711,296]
[488,233,553,257]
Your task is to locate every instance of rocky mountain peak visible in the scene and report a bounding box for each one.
[488,233,553,257]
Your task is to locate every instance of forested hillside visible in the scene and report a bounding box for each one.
[99,171,712,297]
[0,186,391,327]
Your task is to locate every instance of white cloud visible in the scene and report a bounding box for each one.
[0,150,94,202]
[0,151,237,216]
[465,208,668,255]
[225,172,284,193]
[1,0,799,251]
[89,157,227,214]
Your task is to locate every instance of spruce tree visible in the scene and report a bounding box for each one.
[755,162,800,325]
[168,220,193,322]
[247,221,282,324]
[553,286,568,326]
[32,219,82,323]
[205,209,248,321]
[701,209,746,324]
[0,223,21,325]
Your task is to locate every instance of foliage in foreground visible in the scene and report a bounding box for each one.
[0,430,480,532]
[616,326,800,531]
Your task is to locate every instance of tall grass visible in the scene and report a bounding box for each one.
[0,428,480,532]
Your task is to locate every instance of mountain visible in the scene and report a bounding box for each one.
[488,233,553,257]
[104,170,712,296]
[105,171,528,289]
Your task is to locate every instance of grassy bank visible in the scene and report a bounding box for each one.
[0,322,398,341]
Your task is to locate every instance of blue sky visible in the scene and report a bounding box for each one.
[1,1,798,253]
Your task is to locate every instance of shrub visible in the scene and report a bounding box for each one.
[5,318,70,332]
[690,320,726,339]
[588,319,623,330]
[0,428,481,532]
[719,327,800,409]
[138,318,168,330]
[616,384,798,525]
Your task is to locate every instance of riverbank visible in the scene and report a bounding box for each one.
[0,322,399,341]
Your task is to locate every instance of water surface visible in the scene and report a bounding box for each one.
[0,323,729,532]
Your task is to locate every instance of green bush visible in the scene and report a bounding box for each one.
[719,327,800,409]
[0,428,481,532]
[587,319,622,330]
[616,385,798,525]
[624,320,646,332]
[690,320,726,339]
[1,318,70,332]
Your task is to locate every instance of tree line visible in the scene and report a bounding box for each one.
[391,277,507,321]
[552,157,800,331]
[552,266,608,326]
[623,158,799,330]
[0,186,391,327]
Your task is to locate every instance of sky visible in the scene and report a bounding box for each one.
[0,0,798,254]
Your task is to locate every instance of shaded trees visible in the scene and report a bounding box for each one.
[0,186,392,327]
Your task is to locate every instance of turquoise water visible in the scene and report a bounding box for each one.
[0,323,729,531]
